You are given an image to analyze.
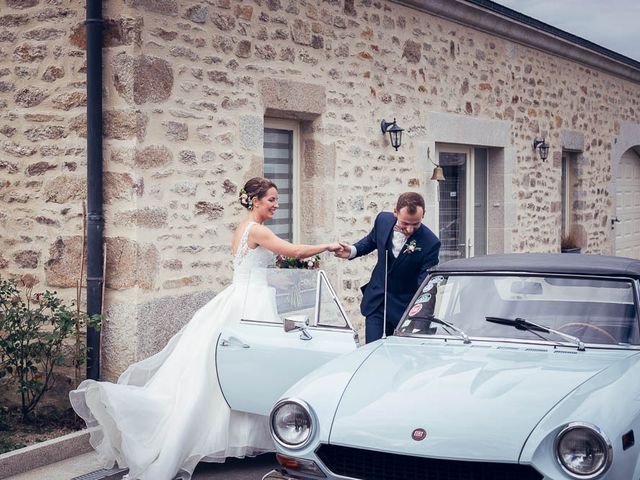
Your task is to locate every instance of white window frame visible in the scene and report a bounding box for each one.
[434,143,487,258]
[264,118,300,242]
[561,152,575,237]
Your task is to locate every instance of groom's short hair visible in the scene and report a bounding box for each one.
[396,192,425,215]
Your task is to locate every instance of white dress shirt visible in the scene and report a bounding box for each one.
[349,230,407,259]
[391,230,408,257]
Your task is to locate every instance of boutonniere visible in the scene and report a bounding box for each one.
[404,239,421,254]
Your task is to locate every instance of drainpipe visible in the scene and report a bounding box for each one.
[85,0,104,380]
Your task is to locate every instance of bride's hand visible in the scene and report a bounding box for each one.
[326,242,342,253]
[333,241,352,259]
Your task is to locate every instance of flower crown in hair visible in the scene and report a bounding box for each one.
[239,188,254,210]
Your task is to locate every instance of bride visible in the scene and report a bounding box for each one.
[70,177,341,480]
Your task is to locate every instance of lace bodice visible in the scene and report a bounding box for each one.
[232,222,275,284]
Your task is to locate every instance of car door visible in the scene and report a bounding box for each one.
[216,268,359,416]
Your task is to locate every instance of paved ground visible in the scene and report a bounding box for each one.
[5,452,278,480]
[6,452,103,480]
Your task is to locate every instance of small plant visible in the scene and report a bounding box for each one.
[0,437,26,455]
[0,275,100,422]
[561,231,582,253]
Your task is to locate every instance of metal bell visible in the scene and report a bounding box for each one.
[430,166,445,182]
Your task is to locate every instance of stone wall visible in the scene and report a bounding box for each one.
[1,0,639,380]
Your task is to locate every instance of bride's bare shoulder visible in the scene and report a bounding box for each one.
[233,220,248,235]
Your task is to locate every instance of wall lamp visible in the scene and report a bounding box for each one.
[381,118,404,151]
[533,137,549,161]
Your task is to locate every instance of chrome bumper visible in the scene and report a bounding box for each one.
[262,469,295,480]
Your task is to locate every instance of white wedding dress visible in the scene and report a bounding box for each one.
[70,222,277,480]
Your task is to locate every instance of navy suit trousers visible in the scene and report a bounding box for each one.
[365,309,398,343]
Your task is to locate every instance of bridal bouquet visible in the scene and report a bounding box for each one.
[275,255,320,269]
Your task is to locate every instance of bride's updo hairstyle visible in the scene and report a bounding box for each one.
[239,177,277,210]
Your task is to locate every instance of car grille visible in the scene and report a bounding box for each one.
[316,444,543,480]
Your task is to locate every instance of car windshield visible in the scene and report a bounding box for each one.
[397,274,640,347]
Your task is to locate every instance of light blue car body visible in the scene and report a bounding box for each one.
[271,337,640,479]
[254,254,640,480]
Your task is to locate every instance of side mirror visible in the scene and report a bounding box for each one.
[284,314,309,332]
[284,315,312,340]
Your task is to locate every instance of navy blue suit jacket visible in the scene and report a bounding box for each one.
[353,211,440,324]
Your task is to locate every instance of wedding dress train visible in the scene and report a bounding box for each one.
[70,222,277,480]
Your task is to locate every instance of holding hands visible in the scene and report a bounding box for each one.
[326,242,342,253]
[333,241,352,259]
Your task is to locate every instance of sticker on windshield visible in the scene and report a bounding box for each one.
[423,276,444,292]
[409,304,423,317]
[415,293,431,304]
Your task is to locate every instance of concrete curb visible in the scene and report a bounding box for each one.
[0,429,93,479]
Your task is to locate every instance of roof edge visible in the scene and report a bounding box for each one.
[431,253,640,279]
[390,0,640,84]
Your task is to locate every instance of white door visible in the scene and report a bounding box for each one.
[435,145,488,262]
[615,148,640,259]
[216,269,359,416]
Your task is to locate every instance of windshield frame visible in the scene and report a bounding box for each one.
[395,271,640,351]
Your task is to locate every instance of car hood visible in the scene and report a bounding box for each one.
[329,338,634,462]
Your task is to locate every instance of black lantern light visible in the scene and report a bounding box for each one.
[381,118,404,151]
[533,138,549,161]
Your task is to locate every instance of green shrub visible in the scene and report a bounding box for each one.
[0,276,100,422]
[0,437,26,455]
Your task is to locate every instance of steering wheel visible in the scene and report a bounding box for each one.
[557,322,618,344]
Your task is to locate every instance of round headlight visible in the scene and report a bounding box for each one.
[555,423,612,478]
[270,399,314,449]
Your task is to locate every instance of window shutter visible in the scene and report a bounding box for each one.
[264,128,293,241]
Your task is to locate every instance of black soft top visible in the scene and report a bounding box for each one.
[431,253,640,280]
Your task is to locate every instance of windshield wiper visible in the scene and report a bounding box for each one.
[429,316,471,344]
[486,316,585,351]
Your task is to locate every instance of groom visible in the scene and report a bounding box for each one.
[336,192,440,343]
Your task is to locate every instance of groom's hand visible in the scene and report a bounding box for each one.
[326,242,342,252]
[334,241,352,259]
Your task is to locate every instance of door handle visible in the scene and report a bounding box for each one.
[457,239,473,257]
[220,337,250,348]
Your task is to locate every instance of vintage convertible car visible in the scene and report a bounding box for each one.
[247,254,640,480]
